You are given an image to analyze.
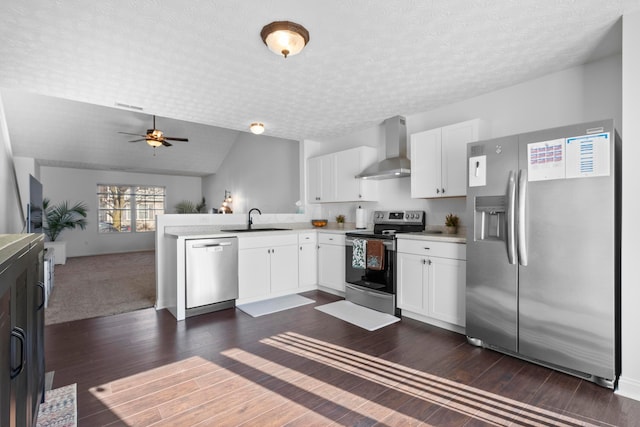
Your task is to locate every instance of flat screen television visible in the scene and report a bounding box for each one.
[27,174,43,233]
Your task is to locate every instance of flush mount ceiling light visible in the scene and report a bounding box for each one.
[260,21,310,58]
[250,122,265,134]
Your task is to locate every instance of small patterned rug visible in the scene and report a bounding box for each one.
[36,383,77,427]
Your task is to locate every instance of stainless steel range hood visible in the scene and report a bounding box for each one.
[355,115,410,180]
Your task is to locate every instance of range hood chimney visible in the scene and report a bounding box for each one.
[355,115,410,180]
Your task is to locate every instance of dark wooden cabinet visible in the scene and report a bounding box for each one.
[0,234,45,427]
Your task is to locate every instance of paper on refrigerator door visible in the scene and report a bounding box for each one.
[527,138,565,182]
[527,133,611,182]
[565,132,610,179]
[468,155,486,187]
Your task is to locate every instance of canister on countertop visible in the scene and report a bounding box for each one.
[355,206,366,229]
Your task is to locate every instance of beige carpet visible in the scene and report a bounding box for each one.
[45,251,156,325]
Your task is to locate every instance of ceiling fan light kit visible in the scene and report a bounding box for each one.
[146,138,163,147]
[119,115,188,149]
[260,21,309,58]
[250,122,265,134]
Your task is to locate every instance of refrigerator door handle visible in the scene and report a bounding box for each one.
[517,169,528,266]
[506,170,517,265]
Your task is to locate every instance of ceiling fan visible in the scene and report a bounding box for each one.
[119,115,189,147]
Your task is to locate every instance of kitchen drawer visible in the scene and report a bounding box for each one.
[298,232,317,244]
[238,234,298,250]
[397,239,466,260]
[318,233,345,245]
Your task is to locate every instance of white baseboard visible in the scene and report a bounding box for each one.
[401,310,465,335]
[317,285,345,298]
[616,376,640,402]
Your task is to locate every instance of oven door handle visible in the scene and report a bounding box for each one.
[345,238,394,248]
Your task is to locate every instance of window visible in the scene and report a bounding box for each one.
[97,185,165,233]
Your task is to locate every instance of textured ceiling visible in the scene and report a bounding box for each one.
[1,0,638,175]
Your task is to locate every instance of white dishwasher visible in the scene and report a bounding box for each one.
[185,237,238,312]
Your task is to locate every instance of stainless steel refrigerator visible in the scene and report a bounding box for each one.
[465,119,620,388]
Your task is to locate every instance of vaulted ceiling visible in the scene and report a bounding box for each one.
[1,1,638,176]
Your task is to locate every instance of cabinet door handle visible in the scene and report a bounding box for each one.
[423,247,430,250]
[10,327,26,379]
[441,188,445,194]
[422,259,426,264]
[428,259,432,265]
[36,281,45,310]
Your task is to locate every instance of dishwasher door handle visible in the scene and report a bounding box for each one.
[191,242,233,249]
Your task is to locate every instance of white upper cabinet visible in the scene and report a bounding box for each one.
[410,128,442,198]
[307,154,335,203]
[308,146,378,203]
[411,119,483,198]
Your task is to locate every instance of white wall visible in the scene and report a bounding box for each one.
[0,93,25,234]
[305,53,622,228]
[202,132,300,214]
[406,54,622,138]
[40,166,202,256]
[618,12,640,401]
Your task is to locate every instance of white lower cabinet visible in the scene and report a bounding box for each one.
[397,239,466,330]
[317,233,345,292]
[238,234,299,300]
[298,232,318,288]
[238,247,270,299]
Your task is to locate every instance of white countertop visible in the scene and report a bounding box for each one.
[164,222,362,238]
[164,223,466,243]
[397,231,466,244]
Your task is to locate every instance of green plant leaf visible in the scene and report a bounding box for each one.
[42,198,89,241]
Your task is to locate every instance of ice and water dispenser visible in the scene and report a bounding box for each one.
[473,195,506,241]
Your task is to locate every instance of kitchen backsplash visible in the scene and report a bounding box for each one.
[309,177,467,228]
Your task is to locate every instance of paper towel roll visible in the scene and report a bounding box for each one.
[356,207,366,229]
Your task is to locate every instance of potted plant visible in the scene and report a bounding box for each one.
[42,198,89,264]
[335,214,346,228]
[444,213,460,234]
[175,197,207,213]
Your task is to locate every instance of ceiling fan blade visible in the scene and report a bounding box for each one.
[164,137,189,142]
[162,140,173,147]
[128,138,146,143]
[119,131,146,137]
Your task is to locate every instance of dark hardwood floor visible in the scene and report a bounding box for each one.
[45,290,639,426]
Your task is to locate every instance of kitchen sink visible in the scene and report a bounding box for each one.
[220,227,291,233]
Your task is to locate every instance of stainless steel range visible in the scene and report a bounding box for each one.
[345,210,425,315]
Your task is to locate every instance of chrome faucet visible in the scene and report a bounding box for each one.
[248,208,262,229]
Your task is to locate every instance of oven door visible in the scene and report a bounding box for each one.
[345,237,395,294]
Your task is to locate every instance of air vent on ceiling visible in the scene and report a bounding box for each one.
[114,102,144,111]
